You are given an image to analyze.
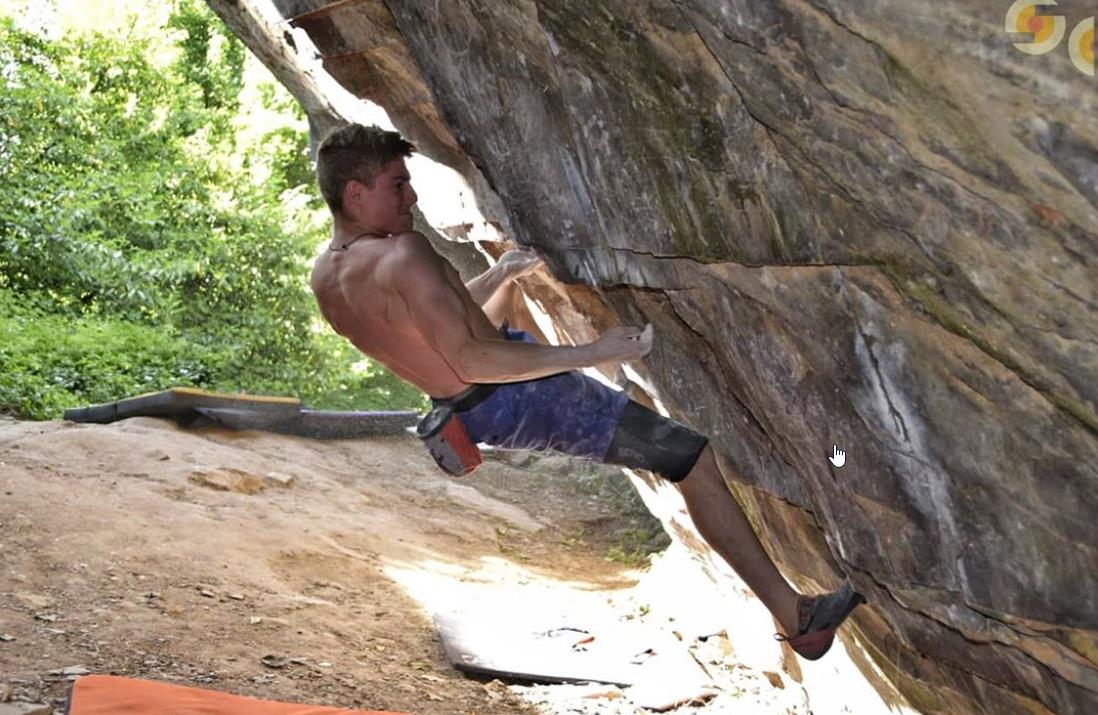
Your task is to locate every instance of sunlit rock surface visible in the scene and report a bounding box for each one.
[231,1,1097,712]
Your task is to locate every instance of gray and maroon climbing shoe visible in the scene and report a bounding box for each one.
[774,580,867,660]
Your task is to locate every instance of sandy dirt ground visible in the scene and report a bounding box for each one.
[0,416,886,715]
[0,415,659,714]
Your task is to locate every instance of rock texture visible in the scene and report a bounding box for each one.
[231,1,1096,713]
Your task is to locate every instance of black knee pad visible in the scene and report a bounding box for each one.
[603,400,709,482]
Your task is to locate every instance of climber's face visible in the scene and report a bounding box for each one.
[343,158,418,235]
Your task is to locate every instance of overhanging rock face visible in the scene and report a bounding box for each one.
[261,1,1097,712]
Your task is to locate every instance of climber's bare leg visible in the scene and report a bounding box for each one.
[482,280,547,342]
[677,444,801,634]
[481,279,514,327]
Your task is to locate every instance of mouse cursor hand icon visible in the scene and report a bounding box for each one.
[829,445,846,468]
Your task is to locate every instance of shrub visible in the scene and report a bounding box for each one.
[0,9,426,420]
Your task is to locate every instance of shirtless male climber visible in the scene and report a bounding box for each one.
[309,123,865,660]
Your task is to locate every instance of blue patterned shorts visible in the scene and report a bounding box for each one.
[454,328,630,460]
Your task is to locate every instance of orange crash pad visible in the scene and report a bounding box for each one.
[66,675,409,715]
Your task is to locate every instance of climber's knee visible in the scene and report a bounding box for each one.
[603,399,709,482]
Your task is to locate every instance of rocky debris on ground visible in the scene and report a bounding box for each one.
[187,466,294,494]
[46,667,89,683]
[260,655,287,669]
[0,703,52,715]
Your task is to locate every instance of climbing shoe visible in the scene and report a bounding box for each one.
[774,580,867,660]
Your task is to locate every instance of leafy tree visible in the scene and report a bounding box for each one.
[0,6,425,419]
[168,0,244,115]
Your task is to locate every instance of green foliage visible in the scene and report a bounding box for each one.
[0,10,426,420]
[167,0,244,115]
[0,289,213,419]
[606,527,666,567]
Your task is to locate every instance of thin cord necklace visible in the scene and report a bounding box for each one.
[329,231,380,251]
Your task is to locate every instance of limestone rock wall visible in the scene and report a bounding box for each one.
[248,1,1096,712]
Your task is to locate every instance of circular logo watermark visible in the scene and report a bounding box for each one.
[1006,0,1066,54]
[1068,16,1095,76]
[1005,0,1094,75]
